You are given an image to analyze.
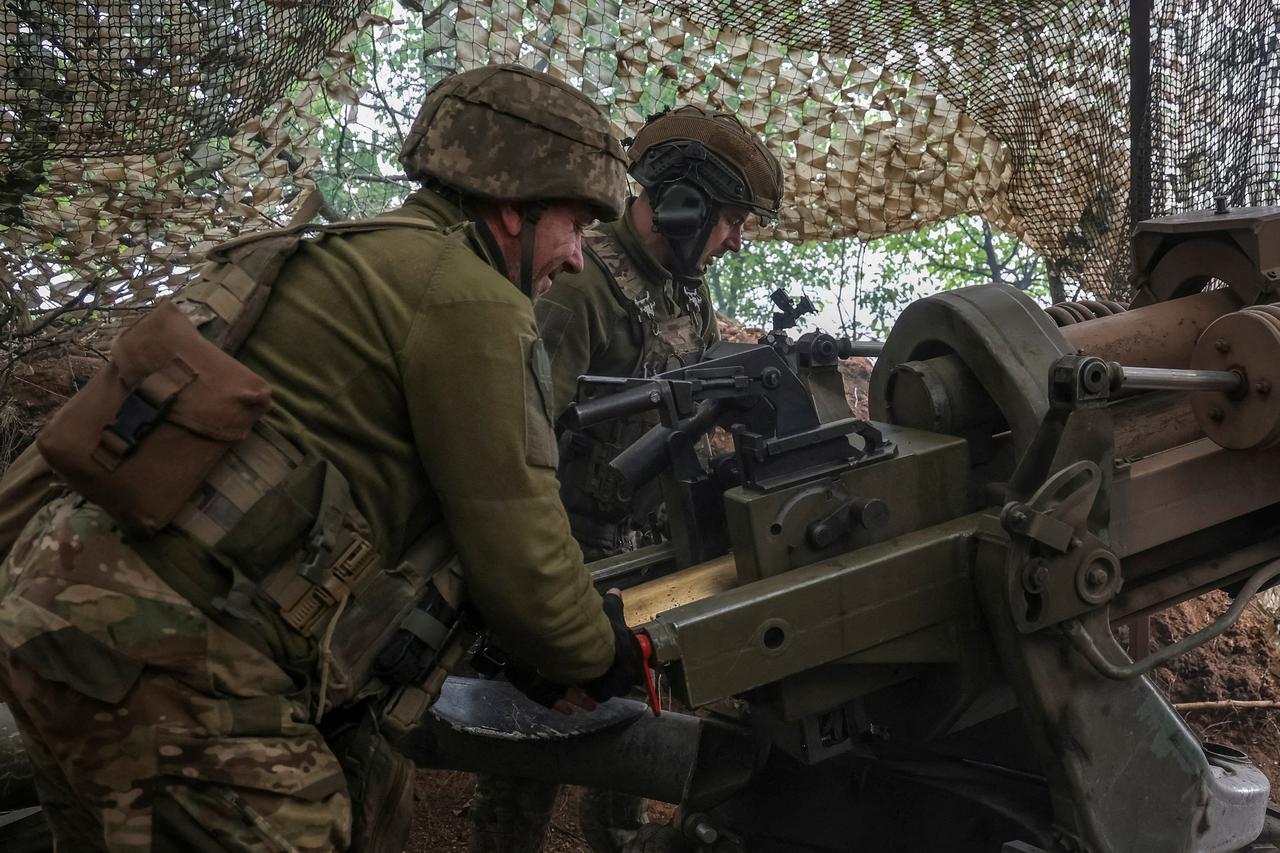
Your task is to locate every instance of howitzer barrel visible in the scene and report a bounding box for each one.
[878,289,1249,458]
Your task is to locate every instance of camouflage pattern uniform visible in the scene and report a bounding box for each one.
[0,64,629,853]
[539,208,720,560]
[0,496,351,852]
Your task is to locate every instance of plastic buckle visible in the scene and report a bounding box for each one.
[105,391,174,455]
[298,531,334,583]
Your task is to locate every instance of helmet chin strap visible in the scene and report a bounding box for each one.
[518,201,548,298]
[467,201,548,298]
[667,216,718,280]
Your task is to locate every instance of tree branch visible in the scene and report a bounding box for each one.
[980,220,1002,284]
[12,280,100,339]
[367,33,405,147]
[1174,700,1280,712]
[313,170,410,186]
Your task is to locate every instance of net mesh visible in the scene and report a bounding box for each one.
[1145,0,1280,215]
[2,0,1279,370]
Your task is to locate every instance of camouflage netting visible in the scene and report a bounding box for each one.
[1145,0,1280,215]
[2,1,375,358]
[2,0,1279,372]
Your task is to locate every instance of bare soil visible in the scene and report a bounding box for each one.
[408,774,676,853]
[1152,592,1280,790]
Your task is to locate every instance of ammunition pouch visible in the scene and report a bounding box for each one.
[557,425,666,553]
[559,427,648,517]
[29,214,467,729]
[37,300,273,533]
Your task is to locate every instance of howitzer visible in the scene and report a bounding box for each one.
[7,209,1280,852]
[408,206,1280,853]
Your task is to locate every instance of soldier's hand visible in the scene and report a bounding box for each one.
[503,660,601,714]
[503,658,567,709]
[583,589,645,703]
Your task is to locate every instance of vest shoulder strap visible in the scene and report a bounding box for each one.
[178,217,444,352]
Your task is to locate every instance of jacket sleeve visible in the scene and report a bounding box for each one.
[399,262,615,683]
[535,271,617,419]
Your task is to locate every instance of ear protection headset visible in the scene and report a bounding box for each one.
[629,139,752,276]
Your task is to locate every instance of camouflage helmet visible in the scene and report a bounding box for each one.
[399,64,628,221]
[627,105,783,220]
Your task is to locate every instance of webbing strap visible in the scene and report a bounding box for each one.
[205,216,444,260]
[171,421,303,548]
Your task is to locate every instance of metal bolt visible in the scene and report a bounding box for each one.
[761,367,782,389]
[1033,564,1050,590]
[1008,508,1028,527]
[1257,379,1272,395]
[1023,560,1050,593]
[1086,564,1110,589]
[692,821,720,844]
[1214,194,1231,215]
[1208,406,1225,421]
[1215,338,1231,353]
[853,498,891,532]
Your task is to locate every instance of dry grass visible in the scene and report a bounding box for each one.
[0,399,29,475]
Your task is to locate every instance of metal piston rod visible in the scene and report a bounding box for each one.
[1115,364,1244,393]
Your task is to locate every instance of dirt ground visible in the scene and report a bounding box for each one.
[408,774,677,853]
[1152,592,1280,790]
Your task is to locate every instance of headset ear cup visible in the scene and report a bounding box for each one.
[652,183,710,239]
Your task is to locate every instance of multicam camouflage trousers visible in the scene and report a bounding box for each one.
[0,496,352,852]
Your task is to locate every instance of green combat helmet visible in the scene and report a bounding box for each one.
[399,64,627,222]
[626,105,783,275]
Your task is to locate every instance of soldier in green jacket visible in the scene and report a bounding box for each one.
[469,106,782,852]
[0,65,642,853]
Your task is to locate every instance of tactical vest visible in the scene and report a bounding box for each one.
[557,234,712,557]
[35,217,472,732]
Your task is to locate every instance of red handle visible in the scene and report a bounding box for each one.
[635,632,660,717]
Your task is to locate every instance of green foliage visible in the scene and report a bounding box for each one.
[709,217,1047,337]
[864,217,1050,336]
[706,236,867,331]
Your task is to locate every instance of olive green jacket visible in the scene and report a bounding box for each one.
[227,189,614,682]
[536,205,720,418]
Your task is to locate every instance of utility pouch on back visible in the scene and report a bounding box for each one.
[37,299,272,532]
